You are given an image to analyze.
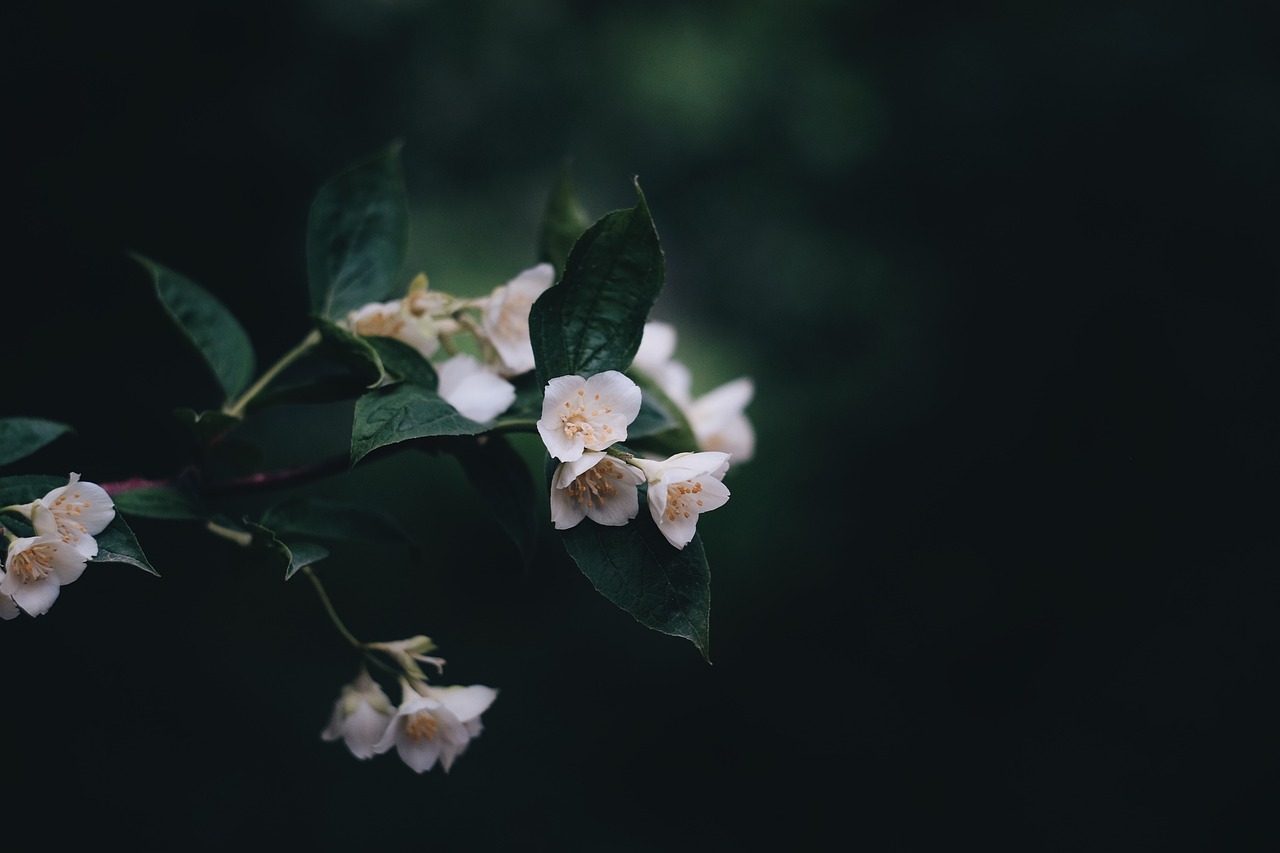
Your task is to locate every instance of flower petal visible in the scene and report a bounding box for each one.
[427,684,499,724]
[437,354,516,422]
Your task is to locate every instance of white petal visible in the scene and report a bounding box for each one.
[428,684,498,724]
[437,354,516,422]
[43,473,117,538]
[550,482,589,530]
[655,359,694,407]
[397,735,443,773]
[552,451,609,487]
[342,703,393,759]
[586,479,640,527]
[583,370,643,422]
[632,321,677,375]
[649,502,699,549]
[8,577,61,617]
[0,590,19,620]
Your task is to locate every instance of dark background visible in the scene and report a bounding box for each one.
[2,1,1276,849]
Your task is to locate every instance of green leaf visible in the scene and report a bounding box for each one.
[242,518,292,574]
[94,514,160,576]
[0,417,74,468]
[538,160,592,275]
[446,435,538,567]
[134,254,257,402]
[350,383,486,467]
[0,474,60,523]
[365,336,439,388]
[315,317,388,388]
[112,486,207,520]
[307,144,409,321]
[283,541,330,580]
[529,178,665,387]
[558,492,711,662]
[260,497,416,547]
[244,375,369,411]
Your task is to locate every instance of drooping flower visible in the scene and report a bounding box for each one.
[436,353,517,423]
[630,452,732,550]
[321,668,396,760]
[482,263,555,377]
[537,371,642,463]
[1,505,90,617]
[373,678,499,773]
[550,450,645,530]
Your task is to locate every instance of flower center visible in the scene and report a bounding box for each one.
[567,461,626,507]
[7,543,57,583]
[664,480,705,522]
[560,390,614,443]
[405,710,439,742]
[51,490,92,546]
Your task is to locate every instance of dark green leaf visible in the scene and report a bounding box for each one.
[134,254,257,402]
[557,489,711,662]
[242,518,292,574]
[284,541,330,580]
[446,435,538,567]
[113,486,207,520]
[307,144,409,321]
[529,179,665,387]
[94,514,160,576]
[0,417,74,468]
[315,317,388,388]
[260,497,416,546]
[365,336,439,388]
[245,375,369,411]
[350,383,487,467]
[538,160,592,275]
[0,474,60,526]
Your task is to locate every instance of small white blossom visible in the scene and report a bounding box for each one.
[1,505,90,617]
[321,668,396,760]
[537,371,642,463]
[343,275,451,360]
[436,353,517,423]
[34,472,116,558]
[550,450,645,530]
[630,452,732,550]
[374,678,498,773]
[483,263,555,377]
[686,377,756,463]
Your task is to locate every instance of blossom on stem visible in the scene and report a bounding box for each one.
[34,472,116,559]
[630,452,732,550]
[321,668,396,760]
[373,678,499,773]
[550,450,644,530]
[436,353,516,422]
[482,263,555,377]
[537,371,642,463]
[1,505,90,616]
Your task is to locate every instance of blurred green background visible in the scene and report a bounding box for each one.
[3,0,1275,849]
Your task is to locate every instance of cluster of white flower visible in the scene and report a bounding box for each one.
[1,473,115,619]
[537,370,734,550]
[321,637,497,774]
[342,264,555,422]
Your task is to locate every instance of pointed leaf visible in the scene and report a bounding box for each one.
[350,383,487,467]
[558,492,711,662]
[173,408,243,445]
[365,336,439,388]
[529,179,665,388]
[0,417,74,467]
[283,541,330,580]
[445,435,538,567]
[539,160,592,275]
[315,317,388,388]
[134,254,257,402]
[242,518,292,574]
[307,144,409,321]
[94,514,160,576]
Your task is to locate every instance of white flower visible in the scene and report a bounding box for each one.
[686,378,756,463]
[550,450,645,530]
[343,274,449,360]
[374,678,499,773]
[537,371,642,463]
[630,452,732,550]
[631,323,755,463]
[321,668,396,760]
[436,353,517,422]
[483,263,555,376]
[1,505,90,617]
[34,472,116,559]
